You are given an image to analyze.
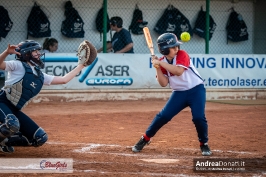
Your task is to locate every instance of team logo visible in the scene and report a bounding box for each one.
[79,58,133,86]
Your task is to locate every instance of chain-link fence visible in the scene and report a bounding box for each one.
[0,0,264,54]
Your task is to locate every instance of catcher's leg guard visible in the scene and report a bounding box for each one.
[0,114,20,143]
[6,127,47,147]
[32,127,48,147]
[6,132,31,146]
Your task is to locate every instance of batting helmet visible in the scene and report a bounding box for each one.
[16,40,45,69]
[157,33,182,55]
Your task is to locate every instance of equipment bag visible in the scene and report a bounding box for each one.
[154,4,193,38]
[27,2,51,38]
[61,1,85,38]
[95,6,110,34]
[0,6,13,39]
[95,5,111,41]
[226,9,248,43]
[193,6,216,40]
[129,4,148,35]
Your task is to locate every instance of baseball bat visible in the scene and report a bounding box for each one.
[143,27,159,68]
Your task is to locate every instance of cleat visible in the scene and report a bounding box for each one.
[200,143,212,156]
[0,145,14,153]
[0,138,14,153]
[132,136,150,152]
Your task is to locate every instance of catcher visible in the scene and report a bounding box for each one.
[0,40,96,153]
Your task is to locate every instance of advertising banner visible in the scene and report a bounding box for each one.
[5,53,265,90]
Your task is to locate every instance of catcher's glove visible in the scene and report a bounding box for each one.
[77,40,97,67]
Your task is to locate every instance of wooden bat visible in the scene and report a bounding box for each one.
[143,27,159,68]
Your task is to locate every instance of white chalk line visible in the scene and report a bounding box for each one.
[173,147,256,155]
[47,141,258,155]
[74,169,202,177]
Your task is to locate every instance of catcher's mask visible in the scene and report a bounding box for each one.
[157,33,182,55]
[16,40,45,69]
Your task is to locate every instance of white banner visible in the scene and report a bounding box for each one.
[36,53,266,89]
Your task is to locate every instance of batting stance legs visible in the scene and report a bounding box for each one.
[132,84,211,155]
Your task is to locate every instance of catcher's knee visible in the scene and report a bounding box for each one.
[32,127,48,147]
[0,114,20,140]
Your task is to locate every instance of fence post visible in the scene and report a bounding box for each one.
[205,0,210,54]
[103,0,108,53]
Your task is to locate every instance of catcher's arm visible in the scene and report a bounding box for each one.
[51,65,84,85]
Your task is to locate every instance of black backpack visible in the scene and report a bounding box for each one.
[129,5,148,35]
[154,4,193,38]
[61,1,85,38]
[193,7,216,40]
[27,2,51,38]
[0,6,13,39]
[95,6,110,34]
[226,9,248,43]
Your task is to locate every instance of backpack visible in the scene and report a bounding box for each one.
[226,9,248,42]
[27,2,51,38]
[129,5,148,35]
[61,1,85,38]
[95,6,110,34]
[154,4,193,39]
[0,6,13,39]
[193,7,216,40]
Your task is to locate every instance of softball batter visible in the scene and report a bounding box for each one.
[0,40,95,153]
[132,33,212,156]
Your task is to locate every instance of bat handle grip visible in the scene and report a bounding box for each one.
[151,55,159,69]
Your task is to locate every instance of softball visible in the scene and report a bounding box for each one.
[180,32,191,42]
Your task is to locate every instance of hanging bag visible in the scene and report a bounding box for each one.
[0,6,13,39]
[27,2,51,38]
[61,1,85,38]
[129,4,148,35]
[193,6,216,40]
[226,8,248,43]
[154,4,192,38]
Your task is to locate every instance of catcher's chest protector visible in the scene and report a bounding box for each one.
[4,62,44,110]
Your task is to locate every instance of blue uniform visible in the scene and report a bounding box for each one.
[145,50,208,143]
[112,28,134,53]
[0,62,47,147]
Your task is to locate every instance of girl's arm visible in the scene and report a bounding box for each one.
[50,64,84,85]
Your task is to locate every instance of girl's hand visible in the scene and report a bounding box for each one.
[151,55,160,68]
[6,44,21,55]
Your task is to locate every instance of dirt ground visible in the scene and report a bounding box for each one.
[0,100,266,177]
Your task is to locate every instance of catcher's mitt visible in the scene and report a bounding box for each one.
[77,40,97,67]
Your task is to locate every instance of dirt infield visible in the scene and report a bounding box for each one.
[1,100,266,176]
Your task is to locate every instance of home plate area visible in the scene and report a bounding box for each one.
[45,141,263,177]
[1,100,265,177]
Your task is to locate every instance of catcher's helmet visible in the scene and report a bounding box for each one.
[16,40,45,69]
[157,33,182,55]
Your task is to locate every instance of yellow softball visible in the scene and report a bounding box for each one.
[180,32,191,42]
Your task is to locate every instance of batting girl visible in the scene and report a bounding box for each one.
[132,33,212,156]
